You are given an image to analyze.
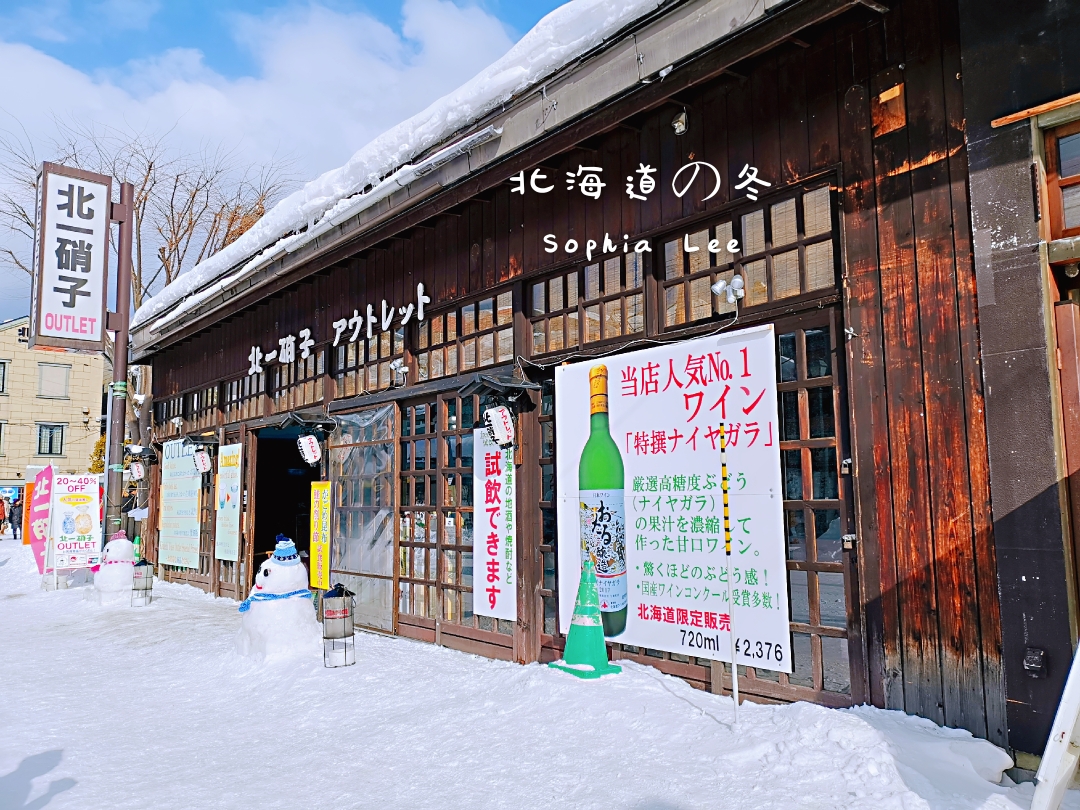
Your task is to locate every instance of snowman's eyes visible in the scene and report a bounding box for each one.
[262,568,270,577]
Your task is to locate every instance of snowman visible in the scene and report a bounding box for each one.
[235,535,319,661]
[91,532,135,605]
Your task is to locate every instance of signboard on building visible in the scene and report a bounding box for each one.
[31,163,111,352]
[28,467,53,573]
[309,481,331,591]
[159,439,202,568]
[554,324,791,672]
[49,473,102,569]
[214,444,243,562]
[473,429,516,621]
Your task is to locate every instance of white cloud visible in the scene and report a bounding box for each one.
[0,0,515,319]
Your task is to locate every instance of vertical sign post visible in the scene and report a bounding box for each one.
[473,428,517,621]
[309,481,331,591]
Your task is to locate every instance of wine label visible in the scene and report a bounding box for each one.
[579,489,628,612]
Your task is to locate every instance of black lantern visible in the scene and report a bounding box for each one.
[323,583,356,667]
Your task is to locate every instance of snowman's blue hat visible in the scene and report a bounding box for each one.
[272,535,301,566]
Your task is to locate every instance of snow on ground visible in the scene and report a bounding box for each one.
[0,535,1075,810]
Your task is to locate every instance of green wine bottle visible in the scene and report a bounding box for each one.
[578,364,627,637]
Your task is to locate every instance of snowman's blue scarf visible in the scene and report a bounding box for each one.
[238,588,312,613]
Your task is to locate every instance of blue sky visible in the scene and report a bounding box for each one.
[0,0,566,320]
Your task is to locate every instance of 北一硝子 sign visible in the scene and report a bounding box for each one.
[31,163,112,352]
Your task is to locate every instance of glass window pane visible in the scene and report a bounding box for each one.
[549,315,565,352]
[806,329,831,378]
[785,509,806,561]
[414,477,426,505]
[782,449,803,500]
[811,448,838,500]
[805,241,835,290]
[626,294,643,334]
[665,285,685,326]
[742,209,766,255]
[664,239,684,280]
[444,475,458,507]
[566,271,579,306]
[822,636,850,694]
[585,305,601,343]
[532,284,545,315]
[478,333,494,367]
[414,439,427,470]
[773,250,800,298]
[461,431,473,467]
[690,276,711,321]
[780,390,800,441]
[446,345,458,375]
[541,423,554,458]
[415,405,427,435]
[462,397,474,428]
[603,256,621,294]
[402,407,412,437]
[418,321,429,350]
[819,572,847,628]
[1065,184,1080,230]
[445,398,457,431]
[497,328,513,363]
[431,348,445,378]
[714,221,733,266]
[542,465,555,502]
[742,260,768,306]
[478,298,494,331]
[790,632,814,687]
[400,478,411,506]
[585,264,600,299]
[808,388,835,438]
[532,321,546,354]
[789,570,809,624]
[462,304,475,335]
[446,311,457,341]
[626,253,643,288]
[603,300,622,339]
[814,508,843,562]
[462,339,476,370]
[497,291,513,325]
[445,436,457,468]
[566,310,579,347]
[777,333,797,382]
[417,353,429,382]
[1060,133,1080,178]
[687,229,710,274]
[431,315,444,345]
[804,186,832,236]
[771,198,798,247]
[549,277,564,311]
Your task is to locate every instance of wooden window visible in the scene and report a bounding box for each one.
[185,385,220,431]
[37,424,64,455]
[273,349,325,413]
[154,396,185,439]
[224,374,262,424]
[334,329,403,398]
[538,380,559,636]
[660,185,837,330]
[1045,120,1080,239]
[37,363,70,398]
[398,398,441,620]
[530,253,644,355]
[415,291,514,382]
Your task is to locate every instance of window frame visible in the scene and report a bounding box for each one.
[0,359,7,394]
[37,362,71,400]
[1045,119,1080,240]
[36,423,65,456]
[413,290,515,383]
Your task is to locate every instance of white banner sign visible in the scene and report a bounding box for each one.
[473,429,516,621]
[49,473,102,569]
[555,324,791,672]
[32,164,111,351]
[159,439,202,568]
[214,444,243,562]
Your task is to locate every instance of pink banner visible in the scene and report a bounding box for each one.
[28,466,53,574]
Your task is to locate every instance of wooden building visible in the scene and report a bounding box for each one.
[128,0,1080,760]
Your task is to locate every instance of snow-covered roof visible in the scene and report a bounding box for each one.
[131,0,667,333]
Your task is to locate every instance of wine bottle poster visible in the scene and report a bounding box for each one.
[554,324,791,672]
[472,428,517,621]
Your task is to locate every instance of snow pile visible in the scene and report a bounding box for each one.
[1,536,1075,810]
[131,0,664,332]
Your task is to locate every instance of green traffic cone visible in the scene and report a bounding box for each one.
[549,559,622,679]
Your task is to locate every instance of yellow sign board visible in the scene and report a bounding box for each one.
[310,481,331,590]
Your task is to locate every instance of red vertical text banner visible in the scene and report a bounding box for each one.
[473,428,516,621]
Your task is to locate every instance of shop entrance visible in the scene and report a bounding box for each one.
[252,427,321,566]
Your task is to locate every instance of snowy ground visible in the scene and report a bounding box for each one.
[0,535,1076,810]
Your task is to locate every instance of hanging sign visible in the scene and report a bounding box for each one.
[297,434,321,465]
[309,481,331,591]
[129,461,145,481]
[159,439,201,568]
[554,324,790,672]
[193,449,212,473]
[214,444,243,562]
[28,466,53,573]
[30,163,111,352]
[49,473,102,569]
[473,428,516,621]
[483,405,515,448]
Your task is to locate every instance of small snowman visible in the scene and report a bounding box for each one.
[91,531,135,605]
[235,535,319,661]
